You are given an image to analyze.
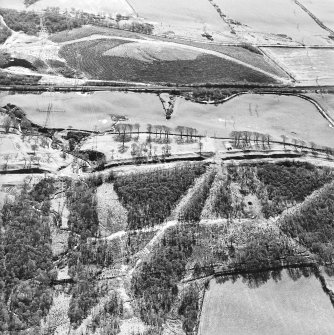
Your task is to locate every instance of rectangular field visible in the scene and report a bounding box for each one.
[216,0,332,45]
[199,271,334,335]
[262,47,334,85]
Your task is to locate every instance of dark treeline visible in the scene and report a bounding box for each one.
[65,176,104,326]
[91,291,123,334]
[256,162,333,218]
[225,162,333,219]
[65,175,124,327]
[66,177,101,238]
[0,8,87,35]
[179,169,216,223]
[178,285,199,335]
[132,226,196,329]
[280,182,334,264]
[113,164,207,230]
[0,179,55,332]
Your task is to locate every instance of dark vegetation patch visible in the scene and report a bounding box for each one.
[0,69,41,85]
[50,25,143,43]
[179,170,216,222]
[280,182,334,264]
[0,8,88,35]
[1,57,37,70]
[224,162,333,219]
[178,285,199,335]
[0,179,55,332]
[0,18,11,44]
[59,41,278,84]
[132,226,195,327]
[113,163,206,230]
[256,162,333,218]
[64,175,124,327]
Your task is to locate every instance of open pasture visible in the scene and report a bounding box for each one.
[216,0,332,45]
[199,270,334,335]
[128,0,234,42]
[263,47,334,85]
[2,92,334,147]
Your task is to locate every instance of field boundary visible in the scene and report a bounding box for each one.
[294,0,334,36]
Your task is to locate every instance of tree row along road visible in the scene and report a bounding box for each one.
[59,34,290,83]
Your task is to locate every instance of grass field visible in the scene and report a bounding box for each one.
[2,92,334,148]
[263,47,334,85]
[59,39,278,84]
[199,272,334,335]
[128,0,234,42]
[216,0,332,45]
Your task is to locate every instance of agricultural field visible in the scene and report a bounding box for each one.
[2,91,334,147]
[59,39,279,84]
[128,0,234,42]
[199,271,334,335]
[216,0,333,45]
[262,47,334,85]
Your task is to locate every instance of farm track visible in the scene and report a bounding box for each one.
[59,35,289,83]
[294,0,334,36]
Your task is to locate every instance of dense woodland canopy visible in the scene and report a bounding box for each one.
[0,179,55,332]
[113,163,207,230]
[132,226,196,329]
[0,159,333,332]
[281,182,334,264]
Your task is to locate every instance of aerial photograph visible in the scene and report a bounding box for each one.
[1,0,334,334]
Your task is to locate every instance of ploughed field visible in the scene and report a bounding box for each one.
[2,91,334,147]
[199,270,334,335]
[59,39,279,84]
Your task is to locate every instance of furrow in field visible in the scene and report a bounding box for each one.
[59,35,289,83]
